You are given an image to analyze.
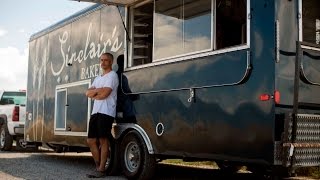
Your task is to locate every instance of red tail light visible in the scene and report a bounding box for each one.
[12,106,19,121]
[274,90,280,104]
[260,94,270,101]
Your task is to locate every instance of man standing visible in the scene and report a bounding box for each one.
[86,52,119,178]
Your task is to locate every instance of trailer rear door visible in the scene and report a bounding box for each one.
[298,0,320,105]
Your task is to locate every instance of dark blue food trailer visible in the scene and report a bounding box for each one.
[25,0,320,179]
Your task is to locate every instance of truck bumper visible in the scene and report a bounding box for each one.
[8,122,25,136]
[14,126,24,135]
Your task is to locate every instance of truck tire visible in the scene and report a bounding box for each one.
[0,124,13,151]
[120,130,155,180]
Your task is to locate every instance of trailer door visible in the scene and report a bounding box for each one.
[298,0,320,105]
[281,0,320,168]
[54,80,91,136]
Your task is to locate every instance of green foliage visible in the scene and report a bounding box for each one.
[161,159,320,178]
[161,159,218,169]
[296,166,320,179]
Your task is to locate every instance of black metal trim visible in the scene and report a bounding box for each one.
[299,51,320,86]
[276,102,320,110]
[290,41,302,168]
[300,41,320,49]
[122,50,252,95]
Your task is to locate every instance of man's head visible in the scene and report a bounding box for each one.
[100,52,114,72]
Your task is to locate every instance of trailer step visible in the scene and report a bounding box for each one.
[283,113,320,167]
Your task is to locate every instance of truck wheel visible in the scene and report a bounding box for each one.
[0,125,13,151]
[120,130,155,180]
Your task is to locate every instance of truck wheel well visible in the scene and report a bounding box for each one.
[0,116,7,126]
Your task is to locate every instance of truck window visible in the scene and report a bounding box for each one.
[1,92,26,105]
[128,0,248,67]
[302,0,320,45]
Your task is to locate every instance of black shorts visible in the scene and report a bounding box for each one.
[88,113,114,138]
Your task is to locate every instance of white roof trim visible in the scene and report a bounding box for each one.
[73,0,140,6]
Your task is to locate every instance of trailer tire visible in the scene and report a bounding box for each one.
[120,130,155,180]
[0,124,13,151]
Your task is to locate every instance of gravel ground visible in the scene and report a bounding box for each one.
[0,148,126,180]
[0,147,317,180]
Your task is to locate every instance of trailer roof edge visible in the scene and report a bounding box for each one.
[29,3,105,42]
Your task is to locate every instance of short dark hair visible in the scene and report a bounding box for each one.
[101,52,114,61]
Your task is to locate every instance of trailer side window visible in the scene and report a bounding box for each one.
[302,0,320,45]
[153,0,212,61]
[127,0,248,68]
[129,1,154,67]
[216,0,247,49]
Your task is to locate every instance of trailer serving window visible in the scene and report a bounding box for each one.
[153,0,212,61]
[299,0,320,44]
[127,0,249,68]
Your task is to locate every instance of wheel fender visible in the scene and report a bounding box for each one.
[113,123,154,154]
[0,115,7,126]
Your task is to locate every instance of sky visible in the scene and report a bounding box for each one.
[0,0,93,91]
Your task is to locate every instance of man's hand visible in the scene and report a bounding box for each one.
[93,87,112,100]
[86,86,112,100]
[86,87,97,98]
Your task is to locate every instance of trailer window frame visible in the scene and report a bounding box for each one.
[54,88,67,131]
[125,0,250,71]
[54,79,92,136]
[153,0,213,61]
[298,0,320,45]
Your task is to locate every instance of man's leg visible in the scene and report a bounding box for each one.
[98,138,109,172]
[87,138,100,170]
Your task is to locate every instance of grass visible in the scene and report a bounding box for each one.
[296,167,320,179]
[160,159,218,169]
[160,159,248,172]
[161,159,320,178]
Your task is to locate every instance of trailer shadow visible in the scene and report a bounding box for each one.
[154,164,268,180]
[0,149,304,180]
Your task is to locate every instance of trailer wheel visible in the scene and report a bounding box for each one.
[120,130,155,180]
[0,125,13,151]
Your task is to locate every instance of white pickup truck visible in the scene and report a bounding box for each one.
[0,90,26,151]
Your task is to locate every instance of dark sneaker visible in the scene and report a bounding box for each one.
[86,170,106,178]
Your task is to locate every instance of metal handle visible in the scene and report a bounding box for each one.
[188,88,195,103]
